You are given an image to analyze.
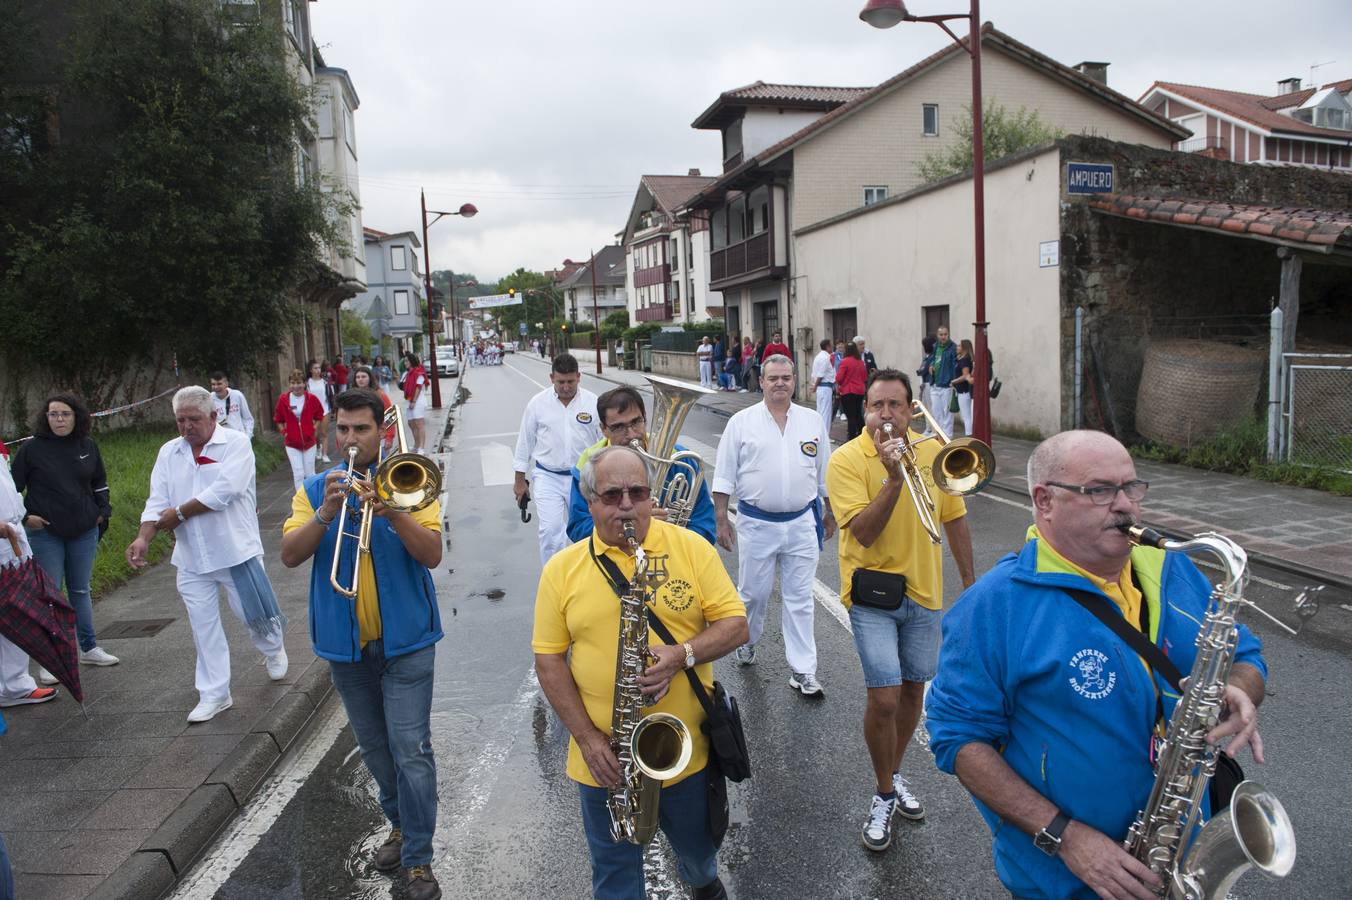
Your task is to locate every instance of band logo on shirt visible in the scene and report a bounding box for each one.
[1068,648,1116,700]
[646,553,669,589]
[659,578,694,612]
[576,412,593,424]
[800,440,818,458]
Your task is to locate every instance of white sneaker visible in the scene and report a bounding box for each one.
[266,649,288,681]
[732,644,756,667]
[892,774,925,820]
[37,667,59,685]
[861,794,896,851]
[789,672,824,697]
[80,647,120,666]
[187,696,233,723]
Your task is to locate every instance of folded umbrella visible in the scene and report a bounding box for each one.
[519,490,532,523]
[0,557,82,703]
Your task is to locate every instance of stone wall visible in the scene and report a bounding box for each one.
[651,350,698,381]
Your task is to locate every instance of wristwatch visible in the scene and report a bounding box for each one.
[682,642,696,670]
[1034,811,1070,856]
[175,507,187,523]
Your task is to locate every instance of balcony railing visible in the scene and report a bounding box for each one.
[635,302,673,322]
[634,263,671,289]
[710,232,771,285]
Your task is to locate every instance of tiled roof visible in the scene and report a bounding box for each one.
[721,81,871,104]
[1149,80,1352,138]
[1088,194,1352,249]
[363,226,390,239]
[641,174,717,215]
[561,245,627,289]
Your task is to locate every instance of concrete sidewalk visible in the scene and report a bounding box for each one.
[514,351,1352,588]
[0,395,458,900]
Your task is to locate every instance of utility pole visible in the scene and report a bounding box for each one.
[590,248,602,374]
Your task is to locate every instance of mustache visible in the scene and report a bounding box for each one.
[1109,515,1136,530]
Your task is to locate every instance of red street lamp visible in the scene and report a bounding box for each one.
[420,191,477,409]
[860,0,991,445]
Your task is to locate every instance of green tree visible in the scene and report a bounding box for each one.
[340,309,373,349]
[917,101,1061,184]
[493,268,560,339]
[0,0,352,405]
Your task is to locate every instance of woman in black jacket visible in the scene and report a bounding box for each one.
[12,394,119,675]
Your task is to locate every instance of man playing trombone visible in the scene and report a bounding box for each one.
[280,389,445,900]
[825,369,975,852]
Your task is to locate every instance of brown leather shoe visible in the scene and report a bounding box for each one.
[373,828,402,872]
[405,865,442,900]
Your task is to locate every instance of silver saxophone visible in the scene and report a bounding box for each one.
[606,520,693,844]
[1119,524,1296,899]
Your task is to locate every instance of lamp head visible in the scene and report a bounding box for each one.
[458,202,478,218]
[859,0,907,28]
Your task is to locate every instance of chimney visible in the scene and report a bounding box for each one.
[1075,61,1110,85]
[1277,77,1302,95]
[687,168,701,176]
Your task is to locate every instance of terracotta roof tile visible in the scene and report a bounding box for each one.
[1088,194,1352,249]
[1149,80,1352,138]
[721,81,871,104]
[640,174,717,215]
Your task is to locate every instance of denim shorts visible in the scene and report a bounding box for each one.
[849,596,942,688]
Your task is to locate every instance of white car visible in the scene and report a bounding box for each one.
[434,353,459,377]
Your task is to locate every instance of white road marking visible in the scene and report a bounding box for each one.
[459,430,520,441]
[504,359,549,390]
[478,442,516,487]
[166,700,349,899]
[812,578,851,633]
[970,490,1033,511]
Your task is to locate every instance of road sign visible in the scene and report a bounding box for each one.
[519,321,527,335]
[1066,162,1114,194]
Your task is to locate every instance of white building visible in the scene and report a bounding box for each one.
[347,229,427,356]
[619,173,721,325]
[561,245,628,325]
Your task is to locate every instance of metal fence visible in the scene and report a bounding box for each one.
[1279,353,1352,473]
[649,328,723,352]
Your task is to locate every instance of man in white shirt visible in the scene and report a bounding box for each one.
[696,337,714,389]
[209,372,255,438]
[712,354,837,697]
[126,387,287,724]
[513,354,602,564]
[809,338,836,441]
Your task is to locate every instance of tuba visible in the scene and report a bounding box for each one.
[628,374,711,527]
[1119,525,1296,899]
[329,404,442,598]
[607,520,693,844]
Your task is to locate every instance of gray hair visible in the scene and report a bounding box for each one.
[580,444,647,501]
[1026,430,1127,501]
[761,353,794,374]
[173,385,214,417]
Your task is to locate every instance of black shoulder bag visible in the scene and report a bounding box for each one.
[1062,588,1245,811]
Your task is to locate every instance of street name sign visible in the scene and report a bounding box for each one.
[1066,162,1114,194]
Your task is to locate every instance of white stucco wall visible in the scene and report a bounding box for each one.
[741,108,826,159]
[793,146,1065,436]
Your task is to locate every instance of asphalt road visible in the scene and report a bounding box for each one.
[169,357,1352,900]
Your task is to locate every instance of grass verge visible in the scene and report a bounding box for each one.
[91,427,286,597]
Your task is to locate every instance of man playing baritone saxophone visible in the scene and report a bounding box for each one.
[534,446,747,900]
[565,386,717,546]
[826,370,975,852]
[926,430,1267,900]
[280,389,445,900]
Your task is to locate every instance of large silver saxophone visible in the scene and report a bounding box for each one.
[1119,524,1296,899]
[629,374,711,527]
[606,519,693,844]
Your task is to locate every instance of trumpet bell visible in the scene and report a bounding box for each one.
[931,436,996,496]
[374,453,442,512]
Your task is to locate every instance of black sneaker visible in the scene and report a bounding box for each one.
[861,794,895,851]
[373,827,402,872]
[693,876,728,900]
[405,865,442,900]
[892,774,925,820]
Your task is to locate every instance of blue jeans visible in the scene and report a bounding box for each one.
[578,769,718,899]
[849,597,942,688]
[27,526,99,652]
[329,641,438,868]
[0,830,12,900]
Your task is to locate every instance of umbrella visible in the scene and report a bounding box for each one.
[519,489,532,523]
[0,557,83,703]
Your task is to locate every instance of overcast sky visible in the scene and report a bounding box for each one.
[309,0,1350,283]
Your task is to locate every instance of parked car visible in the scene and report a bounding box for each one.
[434,352,459,377]
[503,341,517,353]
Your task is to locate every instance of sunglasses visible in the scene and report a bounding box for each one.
[597,485,651,506]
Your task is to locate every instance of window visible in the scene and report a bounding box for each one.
[711,208,728,250]
[923,103,939,136]
[283,0,307,51]
[864,186,888,206]
[390,246,407,270]
[670,238,679,269]
[317,89,334,139]
[723,119,743,162]
[686,234,694,270]
[294,143,313,187]
[729,196,746,244]
[343,105,356,154]
[748,186,768,235]
[393,290,410,316]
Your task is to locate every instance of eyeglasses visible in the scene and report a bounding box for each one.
[596,485,651,506]
[46,411,74,420]
[1045,480,1149,506]
[605,415,645,434]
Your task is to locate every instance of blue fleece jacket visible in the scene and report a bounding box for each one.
[926,538,1266,899]
[566,440,716,546]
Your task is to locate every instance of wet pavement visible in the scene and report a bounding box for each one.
[171,356,1352,899]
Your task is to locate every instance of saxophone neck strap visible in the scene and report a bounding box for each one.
[1061,587,1185,690]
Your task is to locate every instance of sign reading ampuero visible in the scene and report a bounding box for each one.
[1066,162,1114,194]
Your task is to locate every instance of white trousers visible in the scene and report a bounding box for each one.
[698,360,713,388]
[930,386,955,438]
[285,445,316,494]
[956,390,973,436]
[177,563,286,703]
[532,469,573,565]
[815,386,835,441]
[0,634,37,701]
[734,512,820,675]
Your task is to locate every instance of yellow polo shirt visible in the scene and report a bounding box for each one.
[285,488,442,646]
[532,519,745,788]
[827,432,966,610]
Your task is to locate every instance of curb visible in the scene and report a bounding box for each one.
[91,661,335,900]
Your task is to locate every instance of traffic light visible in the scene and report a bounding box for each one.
[560,322,568,333]
[507,287,517,298]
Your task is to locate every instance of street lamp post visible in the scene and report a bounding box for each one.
[588,248,603,374]
[420,190,477,409]
[860,0,991,445]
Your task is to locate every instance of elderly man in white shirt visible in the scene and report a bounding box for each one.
[125,386,287,723]
[712,354,837,697]
[513,354,602,564]
[809,338,836,441]
[209,372,255,438]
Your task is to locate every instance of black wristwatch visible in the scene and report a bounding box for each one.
[1034,812,1070,856]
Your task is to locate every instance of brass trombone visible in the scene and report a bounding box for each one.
[880,397,995,544]
[329,404,442,597]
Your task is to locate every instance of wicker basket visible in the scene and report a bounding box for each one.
[1135,340,1264,447]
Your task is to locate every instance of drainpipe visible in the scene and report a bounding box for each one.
[1267,306,1283,462]
[1074,306,1084,428]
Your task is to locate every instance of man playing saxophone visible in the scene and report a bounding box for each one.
[927,430,1267,900]
[534,446,746,899]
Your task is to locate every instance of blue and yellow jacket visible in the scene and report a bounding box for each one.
[566,437,717,546]
[926,536,1266,900]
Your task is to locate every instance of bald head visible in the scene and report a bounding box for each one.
[1028,430,1140,580]
[1026,430,1130,501]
